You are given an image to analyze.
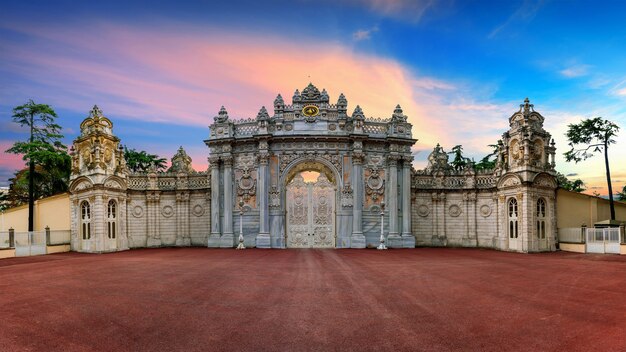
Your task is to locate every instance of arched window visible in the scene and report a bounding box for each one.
[508,198,518,239]
[536,198,546,239]
[81,201,91,240]
[107,200,117,239]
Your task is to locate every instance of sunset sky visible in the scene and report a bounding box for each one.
[1,0,625,195]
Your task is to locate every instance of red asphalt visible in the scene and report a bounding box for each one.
[1,248,625,352]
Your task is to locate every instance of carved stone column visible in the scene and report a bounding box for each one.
[208,156,221,247]
[351,150,366,248]
[387,154,402,248]
[401,156,414,247]
[176,192,191,246]
[220,155,235,247]
[256,149,271,248]
[146,191,161,247]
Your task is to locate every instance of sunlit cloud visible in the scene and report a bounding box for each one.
[347,0,437,22]
[560,64,591,78]
[353,25,379,41]
[488,0,544,39]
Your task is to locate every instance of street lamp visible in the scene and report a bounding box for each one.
[237,199,246,250]
[377,201,387,250]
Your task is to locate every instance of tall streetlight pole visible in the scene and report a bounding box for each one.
[237,199,246,250]
[377,201,387,250]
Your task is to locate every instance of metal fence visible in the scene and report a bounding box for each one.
[586,228,621,254]
[0,231,11,249]
[0,228,71,257]
[557,227,585,243]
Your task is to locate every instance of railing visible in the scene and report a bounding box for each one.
[586,228,621,254]
[48,230,71,245]
[558,227,585,243]
[0,228,71,257]
[0,231,11,249]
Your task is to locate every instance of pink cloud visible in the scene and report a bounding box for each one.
[0,141,26,171]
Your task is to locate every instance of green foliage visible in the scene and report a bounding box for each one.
[618,185,626,202]
[474,144,499,171]
[448,145,473,171]
[4,100,70,209]
[6,100,68,166]
[564,117,619,162]
[564,117,620,219]
[124,147,167,172]
[555,172,586,193]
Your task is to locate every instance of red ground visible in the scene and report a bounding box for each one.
[1,248,625,352]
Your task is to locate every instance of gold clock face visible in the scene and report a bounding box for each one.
[302,105,319,117]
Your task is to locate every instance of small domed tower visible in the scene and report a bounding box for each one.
[496,99,557,252]
[69,105,128,253]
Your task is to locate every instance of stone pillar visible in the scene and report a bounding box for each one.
[387,155,402,248]
[401,157,415,247]
[220,155,235,247]
[208,157,221,247]
[146,191,161,247]
[351,151,366,248]
[256,152,271,248]
[176,192,191,246]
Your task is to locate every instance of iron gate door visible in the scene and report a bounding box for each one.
[286,173,335,248]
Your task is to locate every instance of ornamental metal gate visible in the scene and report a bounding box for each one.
[14,231,47,257]
[586,228,621,254]
[286,173,335,248]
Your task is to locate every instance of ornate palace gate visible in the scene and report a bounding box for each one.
[286,173,335,248]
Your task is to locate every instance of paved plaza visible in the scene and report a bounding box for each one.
[1,248,625,351]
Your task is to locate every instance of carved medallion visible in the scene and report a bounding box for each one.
[192,204,205,217]
[302,105,319,117]
[417,204,430,217]
[448,204,462,217]
[480,204,492,217]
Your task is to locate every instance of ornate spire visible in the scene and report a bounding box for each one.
[521,97,534,117]
[352,105,365,120]
[214,106,229,123]
[392,104,406,122]
[89,105,103,119]
[320,88,329,103]
[337,93,347,106]
[169,146,194,173]
[256,106,270,120]
[274,94,284,107]
[292,89,301,103]
[301,83,321,101]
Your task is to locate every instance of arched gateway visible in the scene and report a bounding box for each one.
[205,83,416,248]
[68,84,558,253]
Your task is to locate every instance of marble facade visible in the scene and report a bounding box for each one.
[69,84,557,253]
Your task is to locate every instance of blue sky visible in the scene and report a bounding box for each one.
[1,0,626,194]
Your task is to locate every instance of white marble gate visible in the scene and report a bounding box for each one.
[286,173,335,248]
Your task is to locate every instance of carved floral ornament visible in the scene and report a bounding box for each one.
[448,204,462,217]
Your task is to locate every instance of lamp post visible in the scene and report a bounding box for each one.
[237,199,246,250]
[377,201,387,250]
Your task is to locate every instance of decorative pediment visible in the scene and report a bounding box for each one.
[532,173,557,189]
[497,174,522,189]
[70,178,93,192]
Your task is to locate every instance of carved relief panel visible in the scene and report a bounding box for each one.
[364,155,385,209]
[234,154,257,207]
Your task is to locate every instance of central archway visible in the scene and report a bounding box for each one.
[283,160,338,248]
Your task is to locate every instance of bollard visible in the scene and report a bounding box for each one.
[45,226,51,246]
[9,227,14,248]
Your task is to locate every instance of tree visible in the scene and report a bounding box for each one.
[564,117,620,220]
[5,100,67,231]
[617,185,626,202]
[448,145,473,171]
[555,172,586,193]
[474,143,499,171]
[124,147,167,172]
